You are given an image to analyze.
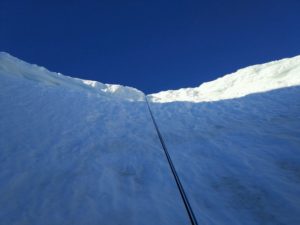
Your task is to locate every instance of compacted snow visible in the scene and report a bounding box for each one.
[0,52,300,225]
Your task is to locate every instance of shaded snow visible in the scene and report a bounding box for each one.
[0,52,189,225]
[0,52,300,225]
[149,86,300,224]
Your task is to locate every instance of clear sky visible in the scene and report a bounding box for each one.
[1,0,300,93]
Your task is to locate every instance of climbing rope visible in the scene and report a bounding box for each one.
[145,97,198,225]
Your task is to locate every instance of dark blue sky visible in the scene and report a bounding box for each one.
[1,0,300,93]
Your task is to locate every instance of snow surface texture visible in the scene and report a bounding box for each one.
[149,87,300,225]
[0,52,300,225]
[0,53,190,225]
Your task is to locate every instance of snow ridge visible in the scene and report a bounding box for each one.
[1,52,300,102]
[0,52,144,101]
[148,55,300,103]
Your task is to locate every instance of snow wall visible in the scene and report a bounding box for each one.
[1,52,300,225]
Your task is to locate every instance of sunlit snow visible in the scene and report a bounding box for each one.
[148,56,300,103]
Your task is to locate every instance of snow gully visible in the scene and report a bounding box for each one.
[145,97,198,225]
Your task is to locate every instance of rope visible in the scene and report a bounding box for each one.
[145,97,198,225]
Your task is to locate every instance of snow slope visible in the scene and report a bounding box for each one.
[0,52,300,225]
[148,56,300,224]
[0,53,190,225]
[149,87,300,225]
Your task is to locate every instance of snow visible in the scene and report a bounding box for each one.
[0,52,189,225]
[148,55,300,103]
[147,56,300,224]
[0,52,300,225]
[149,86,300,224]
[0,52,144,102]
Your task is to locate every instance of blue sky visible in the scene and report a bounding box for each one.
[1,0,300,93]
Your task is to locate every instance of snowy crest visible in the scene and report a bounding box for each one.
[1,52,300,102]
[148,55,300,102]
[0,52,145,101]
